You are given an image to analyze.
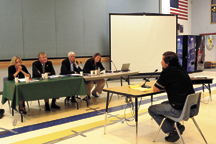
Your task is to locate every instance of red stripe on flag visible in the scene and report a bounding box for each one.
[179,4,188,8]
[170,9,188,14]
[180,1,188,5]
[178,7,188,11]
[170,12,188,17]
[178,16,188,20]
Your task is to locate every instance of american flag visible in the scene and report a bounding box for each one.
[170,0,188,20]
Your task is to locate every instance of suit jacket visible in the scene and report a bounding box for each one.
[32,60,55,78]
[83,58,104,73]
[60,58,81,75]
[8,65,30,80]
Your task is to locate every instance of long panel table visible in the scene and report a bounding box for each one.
[1,71,139,122]
[103,82,164,144]
[2,76,87,114]
[83,71,139,82]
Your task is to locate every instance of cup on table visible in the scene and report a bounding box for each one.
[80,71,83,76]
[103,70,106,74]
[42,74,45,79]
[25,77,29,83]
[45,73,48,79]
[90,70,94,75]
[15,77,18,84]
[95,70,98,75]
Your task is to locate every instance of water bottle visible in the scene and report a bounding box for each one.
[98,67,100,75]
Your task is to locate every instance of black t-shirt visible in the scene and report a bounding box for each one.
[154,66,195,110]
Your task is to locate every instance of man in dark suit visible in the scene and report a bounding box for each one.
[32,52,60,111]
[60,51,81,102]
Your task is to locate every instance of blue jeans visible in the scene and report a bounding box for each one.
[148,101,182,134]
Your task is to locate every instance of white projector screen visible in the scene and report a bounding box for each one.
[110,14,177,73]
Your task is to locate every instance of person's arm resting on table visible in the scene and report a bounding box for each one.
[153,82,165,92]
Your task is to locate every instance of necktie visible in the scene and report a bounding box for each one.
[42,64,45,73]
[71,63,74,71]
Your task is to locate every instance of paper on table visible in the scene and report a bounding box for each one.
[18,78,39,82]
[71,74,81,76]
[128,85,152,92]
[48,75,60,78]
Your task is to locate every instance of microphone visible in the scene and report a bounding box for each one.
[141,69,158,88]
[80,61,87,74]
[111,60,118,72]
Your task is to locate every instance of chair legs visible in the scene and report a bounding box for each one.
[38,100,41,110]
[153,118,208,144]
[26,100,41,110]
[106,81,108,88]
[153,118,185,143]
[64,96,79,110]
[192,118,208,144]
[174,122,185,144]
[153,117,166,142]
[8,100,11,114]
[26,102,30,109]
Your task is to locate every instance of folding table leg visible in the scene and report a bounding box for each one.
[104,92,110,134]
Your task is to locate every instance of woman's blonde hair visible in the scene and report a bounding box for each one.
[10,56,22,65]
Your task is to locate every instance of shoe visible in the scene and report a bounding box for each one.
[165,131,180,142]
[45,103,51,111]
[92,92,99,97]
[19,108,27,115]
[177,123,185,134]
[165,123,185,142]
[51,103,60,109]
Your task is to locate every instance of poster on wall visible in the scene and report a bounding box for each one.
[196,35,205,71]
[206,35,214,51]
[187,36,196,72]
[177,36,183,66]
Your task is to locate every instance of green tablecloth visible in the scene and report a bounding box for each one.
[1,76,87,109]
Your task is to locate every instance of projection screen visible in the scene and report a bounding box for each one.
[110,13,177,73]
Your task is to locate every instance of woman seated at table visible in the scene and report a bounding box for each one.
[8,56,31,114]
[83,53,105,99]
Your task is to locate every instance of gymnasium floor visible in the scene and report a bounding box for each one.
[0,69,216,144]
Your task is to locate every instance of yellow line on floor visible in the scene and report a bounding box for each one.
[12,108,149,144]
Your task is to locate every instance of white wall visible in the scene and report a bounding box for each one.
[160,0,191,35]
[191,0,216,35]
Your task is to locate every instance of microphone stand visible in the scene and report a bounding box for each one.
[80,61,87,76]
[141,69,158,88]
[111,60,118,72]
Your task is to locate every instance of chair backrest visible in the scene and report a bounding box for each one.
[3,76,8,88]
[181,92,201,121]
[167,92,201,122]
